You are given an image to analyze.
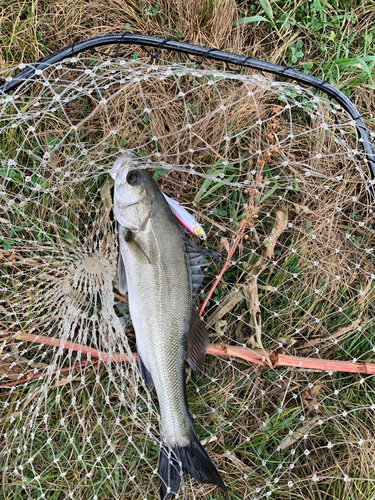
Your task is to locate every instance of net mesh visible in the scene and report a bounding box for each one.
[1,49,375,500]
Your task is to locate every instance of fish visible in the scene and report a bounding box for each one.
[110,153,226,499]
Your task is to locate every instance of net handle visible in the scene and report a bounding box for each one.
[1,32,374,180]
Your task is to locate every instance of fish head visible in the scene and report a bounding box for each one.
[111,154,155,232]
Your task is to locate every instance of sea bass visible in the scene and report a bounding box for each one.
[110,154,226,499]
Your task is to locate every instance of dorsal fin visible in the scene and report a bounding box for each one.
[183,235,221,299]
[183,234,222,262]
[183,235,208,299]
[187,309,210,372]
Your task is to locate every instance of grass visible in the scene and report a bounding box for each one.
[1,1,375,500]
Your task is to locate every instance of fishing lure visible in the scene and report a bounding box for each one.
[162,193,206,241]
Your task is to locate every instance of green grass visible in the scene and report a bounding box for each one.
[237,0,375,95]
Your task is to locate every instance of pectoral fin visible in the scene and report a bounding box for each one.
[125,229,151,264]
[187,309,210,372]
[118,224,151,265]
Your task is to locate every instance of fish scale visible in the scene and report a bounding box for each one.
[123,216,192,446]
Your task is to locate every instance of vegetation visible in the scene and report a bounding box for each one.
[0,1,374,499]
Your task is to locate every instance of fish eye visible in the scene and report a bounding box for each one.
[126,170,140,185]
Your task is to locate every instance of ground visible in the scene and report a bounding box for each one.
[1,1,375,499]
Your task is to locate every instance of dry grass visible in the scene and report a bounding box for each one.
[0,0,245,70]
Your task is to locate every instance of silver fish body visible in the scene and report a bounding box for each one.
[118,182,192,447]
[111,154,226,498]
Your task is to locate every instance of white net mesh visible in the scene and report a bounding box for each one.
[1,51,375,500]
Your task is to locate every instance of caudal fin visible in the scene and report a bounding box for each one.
[159,434,227,499]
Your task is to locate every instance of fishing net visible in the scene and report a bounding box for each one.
[1,45,375,500]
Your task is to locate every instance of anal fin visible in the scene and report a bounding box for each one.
[187,309,210,372]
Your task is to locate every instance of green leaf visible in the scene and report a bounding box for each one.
[113,457,120,485]
[231,16,269,26]
[313,0,324,12]
[259,0,274,22]
[356,58,374,84]
[200,176,235,202]
[258,181,279,204]
[153,168,165,181]
[330,57,375,84]
[331,57,356,69]
[214,208,228,217]
[195,172,235,202]
[0,168,23,183]
[46,135,62,148]
[195,170,224,202]
[25,175,48,192]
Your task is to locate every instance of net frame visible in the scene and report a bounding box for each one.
[1,34,375,500]
[1,33,374,180]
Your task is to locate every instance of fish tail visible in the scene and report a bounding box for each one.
[158,434,227,499]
